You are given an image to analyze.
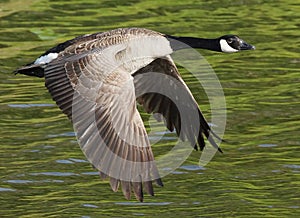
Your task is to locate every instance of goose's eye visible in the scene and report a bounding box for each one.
[227,38,234,44]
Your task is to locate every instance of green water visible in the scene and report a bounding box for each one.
[0,0,299,217]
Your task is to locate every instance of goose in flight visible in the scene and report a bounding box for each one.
[15,28,255,201]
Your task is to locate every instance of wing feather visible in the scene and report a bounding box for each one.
[44,50,160,201]
[133,57,221,151]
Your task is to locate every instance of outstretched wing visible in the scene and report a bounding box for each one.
[133,57,222,152]
[44,43,162,202]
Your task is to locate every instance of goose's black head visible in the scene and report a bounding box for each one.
[219,35,255,53]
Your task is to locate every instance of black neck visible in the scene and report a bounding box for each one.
[166,35,221,52]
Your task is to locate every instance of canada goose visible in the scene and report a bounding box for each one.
[15,27,255,202]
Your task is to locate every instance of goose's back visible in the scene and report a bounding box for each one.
[42,28,172,76]
[51,28,169,57]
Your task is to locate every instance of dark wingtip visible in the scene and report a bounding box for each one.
[132,181,144,202]
[209,136,224,153]
[218,147,223,153]
[155,178,164,187]
[199,129,224,153]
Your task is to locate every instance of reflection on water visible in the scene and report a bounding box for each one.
[7,103,55,108]
[258,143,278,148]
[0,0,299,217]
[115,202,172,206]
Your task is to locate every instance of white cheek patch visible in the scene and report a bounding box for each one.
[34,52,58,64]
[220,39,239,53]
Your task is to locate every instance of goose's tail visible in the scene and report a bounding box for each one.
[14,63,45,78]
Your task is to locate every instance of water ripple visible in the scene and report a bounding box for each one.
[258,144,278,148]
[8,103,55,108]
[6,180,33,184]
[82,204,99,208]
[283,164,300,169]
[115,202,172,206]
[179,165,206,171]
[56,159,74,164]
[48,132,76,138]
[30,172,78,176]
[0,187,16,192]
